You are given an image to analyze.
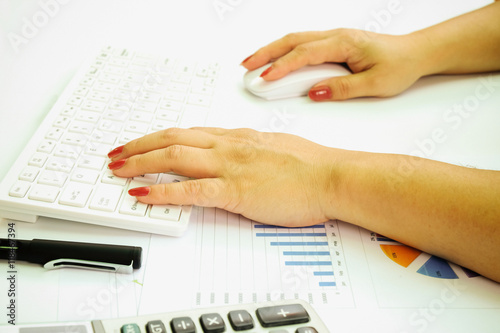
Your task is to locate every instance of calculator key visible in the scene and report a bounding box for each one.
[296,327,319,333]
[121,323,141,333]
[200,313,225,333]
[170,317,195,333]
[146,320,167,333]
[228,310,254,330]
[256,304,310,327]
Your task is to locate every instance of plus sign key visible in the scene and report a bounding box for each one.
[256,303,310,327]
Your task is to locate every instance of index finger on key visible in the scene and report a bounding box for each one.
[241,31,329,70]
[108,127,216,161]
[110,144,218,179]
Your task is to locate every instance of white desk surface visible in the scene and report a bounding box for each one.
[1,0,499,332]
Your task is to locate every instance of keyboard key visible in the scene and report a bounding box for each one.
[54,144,82,159]
[37,140,56,154]
[28,152,48,168]
[85,142,113,157]
[90,130,117,145]
[71,168,99,184]
[46,128,64,140]
[124,121,148,134]
[38,170,68,187]
[89,184,123,212]
[28,184,60,203]
[119,193,148,217]
[99,120,123,133]
[9,181,31,198]
[102,170,128,186]
[53,116,71,129]
[69,121,94,135]
[19,166,40,182]
[150,204,181,221]
[46,157,75,173]
[77,155,105,170]
[133,174,158,184]
[59,182,93,207]
[160,173,189,184]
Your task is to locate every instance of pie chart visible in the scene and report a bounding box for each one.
[375,234,479,279]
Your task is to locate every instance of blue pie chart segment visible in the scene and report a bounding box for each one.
[417,256,458,279]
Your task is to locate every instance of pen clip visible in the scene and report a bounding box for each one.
[44,258,134,274]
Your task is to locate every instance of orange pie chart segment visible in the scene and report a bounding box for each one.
[380,244,422,268]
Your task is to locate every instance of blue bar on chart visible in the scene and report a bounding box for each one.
[254,223,336,289]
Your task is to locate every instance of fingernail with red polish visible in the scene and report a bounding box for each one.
[107,145,124,158]
[128,187,151,197]
[241,55,253,64]
[108,159,126,170]
[260,66,273,78]
[308,86,333,101]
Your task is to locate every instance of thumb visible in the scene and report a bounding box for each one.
[308,71,380,101]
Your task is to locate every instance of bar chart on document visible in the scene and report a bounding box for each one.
[193,208,354,308]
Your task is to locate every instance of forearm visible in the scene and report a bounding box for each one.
[327,150,500,282]
[411,1,500,75]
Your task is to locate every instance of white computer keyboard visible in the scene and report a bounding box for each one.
[7,299,329,333]
[0,46,221,236]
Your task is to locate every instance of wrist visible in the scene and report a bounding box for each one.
[405,31,447,77]
[316,148,354,223]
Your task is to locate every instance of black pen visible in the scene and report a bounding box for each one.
[0,238,142,274]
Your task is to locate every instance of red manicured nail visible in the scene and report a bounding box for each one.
[108,159,126,170]
[128,187,151,197]
[308,86,332,101]
[260,66,273,77]
[107,145,124,158]
[241,55,253,64]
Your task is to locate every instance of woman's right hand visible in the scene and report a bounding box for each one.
[241,29,429,101]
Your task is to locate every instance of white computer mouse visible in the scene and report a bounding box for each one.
[243,62,351,100]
